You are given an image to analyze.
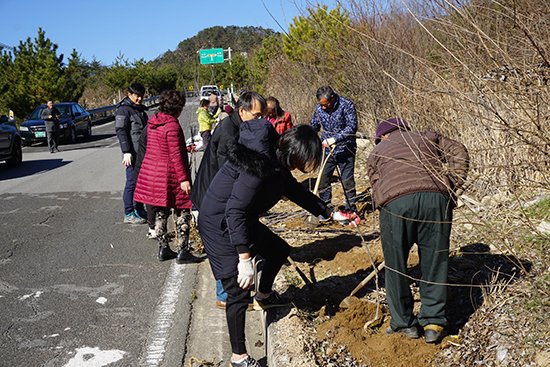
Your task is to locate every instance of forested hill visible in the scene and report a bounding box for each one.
[156,25,277,67]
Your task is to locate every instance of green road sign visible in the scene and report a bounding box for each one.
[200,48,224,64]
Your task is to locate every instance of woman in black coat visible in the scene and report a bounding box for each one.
[198,120,332,367]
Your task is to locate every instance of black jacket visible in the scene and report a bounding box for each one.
[190,111,243,209]
[197,119,331,280]
[115,97,148,156]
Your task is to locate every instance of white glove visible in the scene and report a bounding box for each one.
[237,257,254,289]
[322,137,336,148]
[122,153,132,167]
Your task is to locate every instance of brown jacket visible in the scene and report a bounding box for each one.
[367,130,469,207]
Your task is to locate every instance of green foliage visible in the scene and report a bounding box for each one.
[0,28,78,118]
[283,5,351,63]
[523,198,550,219]
[252,34,283,81]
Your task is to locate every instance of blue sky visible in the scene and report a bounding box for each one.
[0,0,306,66]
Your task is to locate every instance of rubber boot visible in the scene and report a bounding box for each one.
[176,249,202,264]
[158,246,177,262]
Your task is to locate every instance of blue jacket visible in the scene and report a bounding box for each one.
[310,93,357,156]
[198,119,331,280]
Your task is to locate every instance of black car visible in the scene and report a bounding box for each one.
[0,115,22,167]
[19,102,92,146]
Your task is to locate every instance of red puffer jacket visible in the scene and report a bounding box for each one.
[134,112,192,209]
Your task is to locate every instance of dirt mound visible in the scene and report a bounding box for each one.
[317,301,440,367]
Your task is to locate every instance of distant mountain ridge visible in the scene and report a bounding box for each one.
[156,25,277,67]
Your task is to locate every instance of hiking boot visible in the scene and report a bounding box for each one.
[424,325,445,343]
[124,211,147,224]
[230,355,261,367]
[386,325,420,339]
[253,291,290,310]
[333,210,361,226]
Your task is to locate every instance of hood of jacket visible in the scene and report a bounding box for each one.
[147,112,177,130]
[228,119,280,180]
[116,96,148,112]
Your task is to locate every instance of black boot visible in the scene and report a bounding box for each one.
[176,249,203,264]
[158,246,177,262]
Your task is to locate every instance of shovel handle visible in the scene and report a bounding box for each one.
[313,145,336,195]
[349,261,385,297]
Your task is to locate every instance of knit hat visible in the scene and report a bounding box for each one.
[224,105,234,114]
[375,118,410,145]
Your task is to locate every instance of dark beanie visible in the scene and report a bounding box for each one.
[375,118,410,145]
[224,105,234,114]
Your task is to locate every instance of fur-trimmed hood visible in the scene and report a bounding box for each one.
[227,119,280,181]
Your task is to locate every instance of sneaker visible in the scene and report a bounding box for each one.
[216,300,255,311]
[135,209,148,221]
[147,228,157,239]
[333,210,361,226]
[124,211,147,224]
[386,325,420,339]
[253,291,290,310]
[424,324,444,343]
[230,355,261,367]
[319,214,331,222]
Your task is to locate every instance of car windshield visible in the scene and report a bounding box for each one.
[29,104,72,119]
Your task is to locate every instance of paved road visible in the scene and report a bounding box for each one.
[0,101,266,367]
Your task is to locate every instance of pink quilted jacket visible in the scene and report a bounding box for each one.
[134,112,192,209]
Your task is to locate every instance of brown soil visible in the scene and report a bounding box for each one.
[262,177,536,366]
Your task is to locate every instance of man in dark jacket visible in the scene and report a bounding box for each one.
[367,118,469,343]
[190,91,266,310]
[115,82,149,224]
[41,100,60,153]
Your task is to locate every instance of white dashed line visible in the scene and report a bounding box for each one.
[142,262,186,366]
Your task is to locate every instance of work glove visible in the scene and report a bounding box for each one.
[237,257,254,289]
[122,153,132,167]
[333,209,361,226]
[322,137,336,148]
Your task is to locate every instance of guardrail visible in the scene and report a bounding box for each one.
[86,92,199,124]
[86,95,160,124]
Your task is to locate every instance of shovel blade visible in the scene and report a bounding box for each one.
[303,214,319,228]
[339,295,360,309]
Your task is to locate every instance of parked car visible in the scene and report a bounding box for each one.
[0,115,22,167]
[198,85,222,105]
[19,102,92,146]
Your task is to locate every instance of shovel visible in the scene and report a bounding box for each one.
[339,261,385,308]
[304,145,336,228]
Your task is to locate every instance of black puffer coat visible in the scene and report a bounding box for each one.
[115,97,148,156]
[190,111,242,209]
[198,119,331,280]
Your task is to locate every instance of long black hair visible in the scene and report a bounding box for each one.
[277,124,322,173]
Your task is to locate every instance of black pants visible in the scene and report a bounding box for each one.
[221,222,290,354]
[45,121,59,152]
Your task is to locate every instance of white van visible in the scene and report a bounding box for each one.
[199,85,222,105]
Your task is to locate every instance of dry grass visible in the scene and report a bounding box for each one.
[262,0,550,358]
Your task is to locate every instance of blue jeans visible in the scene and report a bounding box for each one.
[216,279,227,302]
[318,151,357,212]
[123,164,143,215]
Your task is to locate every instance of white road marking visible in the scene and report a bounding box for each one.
[63,346,125,367]
[96,297,107,305]
[142,262,186,366]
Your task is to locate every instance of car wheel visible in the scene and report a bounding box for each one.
[68,126,77,144]
[6,138,22,167]
[84,123,92,138]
